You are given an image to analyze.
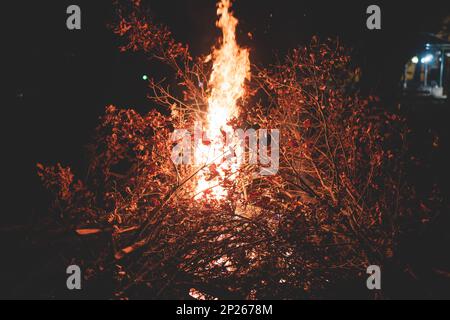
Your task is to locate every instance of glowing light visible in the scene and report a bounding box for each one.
[421,54,433,64]
[411,56,419,64]
[142,75,148,81]
[194,0,251,200]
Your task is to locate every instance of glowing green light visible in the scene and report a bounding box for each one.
[142,75,148,81]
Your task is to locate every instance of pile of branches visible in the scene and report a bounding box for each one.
[36,2,431,299]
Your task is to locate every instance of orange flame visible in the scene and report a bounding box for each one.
[195,0,250,200]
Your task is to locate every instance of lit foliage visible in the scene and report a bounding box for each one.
[37,1,433,299]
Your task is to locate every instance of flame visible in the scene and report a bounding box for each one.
[195,0,250,200]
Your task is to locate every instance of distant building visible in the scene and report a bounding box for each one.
[402,34,450,101]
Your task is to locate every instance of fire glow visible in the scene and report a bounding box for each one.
[194,0,251,200]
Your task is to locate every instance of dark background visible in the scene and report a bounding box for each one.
[3,0,450,298]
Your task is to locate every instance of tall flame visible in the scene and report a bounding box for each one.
[195,0,250,200]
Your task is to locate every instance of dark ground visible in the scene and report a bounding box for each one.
[2,0,450,299]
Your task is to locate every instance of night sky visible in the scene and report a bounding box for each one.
[7,0,449,221]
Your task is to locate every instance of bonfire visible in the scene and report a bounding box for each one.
[35,0,437,300]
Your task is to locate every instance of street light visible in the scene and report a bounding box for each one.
[421,54,433,64]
